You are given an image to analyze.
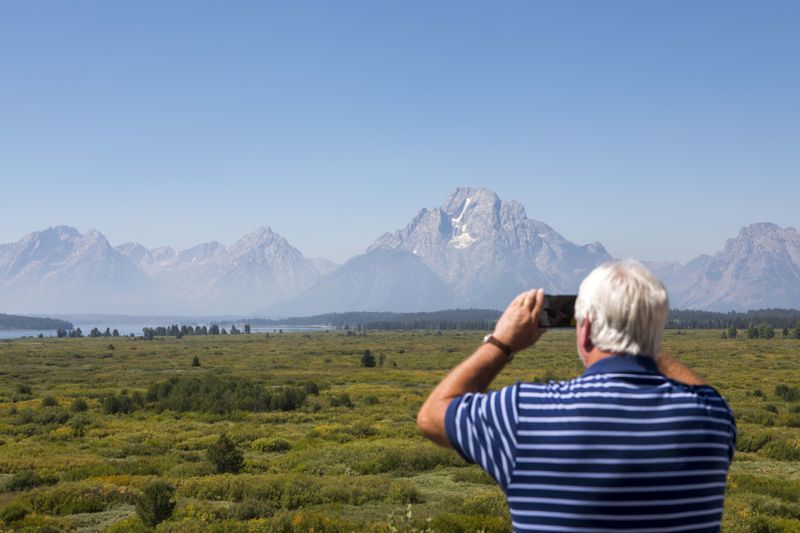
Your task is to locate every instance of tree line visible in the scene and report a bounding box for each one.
[141,323,251,340]
[667,308,800,330]
[247,309,502,331]
[0,313,73,331]
[720,323,800,339]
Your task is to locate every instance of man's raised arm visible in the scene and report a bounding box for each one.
[416,288,546,447]
[657,352,707,386]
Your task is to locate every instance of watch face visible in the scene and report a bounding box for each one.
[483,333,492,343]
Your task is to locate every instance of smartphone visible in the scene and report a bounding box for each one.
[538,295,577,328]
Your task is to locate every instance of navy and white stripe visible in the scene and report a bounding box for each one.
[445,355,736,532]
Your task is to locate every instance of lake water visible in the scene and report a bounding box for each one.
[0,323,334,340]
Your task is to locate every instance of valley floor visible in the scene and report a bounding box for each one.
[0,330,798,531]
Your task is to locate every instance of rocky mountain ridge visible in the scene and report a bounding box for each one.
[1,189,798,315]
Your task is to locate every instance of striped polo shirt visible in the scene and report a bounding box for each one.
[445,354,736,532]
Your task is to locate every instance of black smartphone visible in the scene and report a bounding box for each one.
[538,295,577,328]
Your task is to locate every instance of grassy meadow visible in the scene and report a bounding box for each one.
[0,329,798,532]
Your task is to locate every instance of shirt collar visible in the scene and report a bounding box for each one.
[581,354,661,377]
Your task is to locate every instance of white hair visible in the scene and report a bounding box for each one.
[574,260,669,358]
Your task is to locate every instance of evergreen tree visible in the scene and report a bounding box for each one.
[726,325,737,339]
[757,322,775,339]
[244,324,251,334]
[361,349,376,368]
[207,434,244,473]
[136,480,176,527]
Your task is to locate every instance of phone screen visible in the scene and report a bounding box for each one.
[538,295,577,328]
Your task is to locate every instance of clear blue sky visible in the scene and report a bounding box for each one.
[1,1,797,264]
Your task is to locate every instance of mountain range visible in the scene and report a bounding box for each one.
[1,187,798,315]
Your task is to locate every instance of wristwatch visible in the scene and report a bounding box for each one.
[483,334,514,362]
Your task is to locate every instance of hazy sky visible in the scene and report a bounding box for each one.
[1,1,797,264]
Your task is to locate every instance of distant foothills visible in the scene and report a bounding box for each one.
[2,187,799,315]
[4,308,800,335]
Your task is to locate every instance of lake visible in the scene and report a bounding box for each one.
[0,323,334,340]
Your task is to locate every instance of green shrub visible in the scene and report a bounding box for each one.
[0,501,30,524]
[5,469,59,491]
[357,443,462,474]
[69,397,88,412]
[329,393,354,408]
[451,468,495,484]
[252,437,291,453]
[429,513,510,533]
[268,509,359,532]
[234,496,277,520]
[736,430,772,452]
[105,515,151,533]
[761,439,800,461]
[27,481,130,515]
[136,479,176,527]
[460,492,508,516]
[40,396,59,407]
[34,406,69,426]
[146,375,306,414]
[776,413,800,428]
[775,384,799,402]
[308,422,377,442]
[103,390,145,414]
[387,480,423,504]
[208,434,244,473]
[68,413,91,437]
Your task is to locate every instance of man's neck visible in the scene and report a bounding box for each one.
[581,348,617,369]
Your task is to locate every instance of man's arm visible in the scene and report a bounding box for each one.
[416,288,546,447]
[657,352,707,386]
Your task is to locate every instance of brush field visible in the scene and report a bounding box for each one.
[0,329,798,532]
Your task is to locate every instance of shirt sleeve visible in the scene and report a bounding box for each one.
[444,383,519,489]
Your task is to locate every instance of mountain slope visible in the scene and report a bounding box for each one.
[0,226,151,313]
[654,223,800,311]
[275,187,612,315]
[0,226,334,315]
[265,247,452,316]
[369,187,612,309]
[115,226,333,314]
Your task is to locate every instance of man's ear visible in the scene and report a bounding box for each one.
[579,318,594,353]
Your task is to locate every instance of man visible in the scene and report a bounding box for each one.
[417,260,736,532]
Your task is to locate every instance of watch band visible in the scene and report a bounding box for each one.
[483,334,514,361]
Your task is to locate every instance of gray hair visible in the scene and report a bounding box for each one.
[574,260,669,358]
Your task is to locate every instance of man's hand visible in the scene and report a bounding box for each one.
[493,288,547,354]
[417,288,547,447]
